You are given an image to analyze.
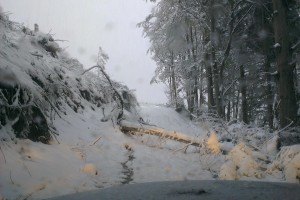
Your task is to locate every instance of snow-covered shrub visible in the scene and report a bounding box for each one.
[219,143,263,180]
[0,9,22,31]
[0,7,9,22]
[44,41,60,57]
[267,145,300,183]
[34,32,60,57]
[0,14,135,146]
[197,113,275,152]
[0,81,52,144]
[199,154,224,177]
[285,154,300,183]
[0,65,54,143]
[120,89,139,112]
[277,129,300,149]
[206,132,221,154]
[219,160,237,180]
[261,135,278,155]
[22,26,33,36]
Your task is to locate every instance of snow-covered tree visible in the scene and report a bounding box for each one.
[142,0,299,129]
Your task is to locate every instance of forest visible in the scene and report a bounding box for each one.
[140,0,300,130]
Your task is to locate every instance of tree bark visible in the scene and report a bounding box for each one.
[272,0,298,128]
[227,101,231,121]
[259,4,274,130]
[191,26,199,113]
[240,65,248,124]
[199,66,205,106]
[120,123,204,147]
[206,54,215,111]
[170,51,178,109]
[265,57,274,129]
[234,90,240,119]
[210,0,223,117]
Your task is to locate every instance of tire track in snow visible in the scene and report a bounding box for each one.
[121,145,135,184]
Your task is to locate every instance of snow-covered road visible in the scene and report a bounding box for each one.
[0,104,211,199]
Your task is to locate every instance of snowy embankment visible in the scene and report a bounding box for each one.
[0,11,300,200]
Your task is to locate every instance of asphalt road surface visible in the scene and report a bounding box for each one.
[45,180,300,200]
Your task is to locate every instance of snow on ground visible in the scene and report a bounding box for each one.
[0,104,212,200]
[2,101,298,200]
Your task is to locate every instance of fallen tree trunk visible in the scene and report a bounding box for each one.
[120,121,204,147]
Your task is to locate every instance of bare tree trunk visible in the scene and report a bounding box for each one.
[170,51,178,109]
[272,0,298,128]
[199,66,205,106]
[190,26,199,114]
[210,0,223,117]
[232,99,236,120]
[206,58,215,111]
[204,28,215,111]
[265,57,274,129]
[235,90,240,119]
[227,101,231,121]
[169,75,173,105]
[240,65,248,124]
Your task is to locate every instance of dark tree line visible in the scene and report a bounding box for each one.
[140,0,300,129]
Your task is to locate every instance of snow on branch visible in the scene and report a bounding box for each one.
[82,47,124,124]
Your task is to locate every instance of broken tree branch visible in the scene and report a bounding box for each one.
[30,52,43,58]
[278,119,294,134]
[173,142,194,153]
[120,122,204,147]
[90,136,102,146]
[82,65,124,124]
[10,170,14,184]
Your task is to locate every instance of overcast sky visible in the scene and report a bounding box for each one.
[1,0,168,104]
